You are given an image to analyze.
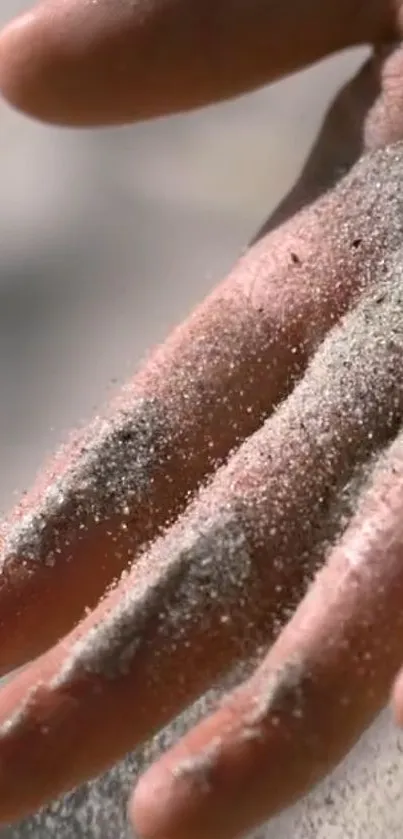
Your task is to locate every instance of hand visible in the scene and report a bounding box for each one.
[0,3,403,839]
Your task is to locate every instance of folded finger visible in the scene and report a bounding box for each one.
[0,0,393,126]
[132,425,403,839]
[0,256,401,823]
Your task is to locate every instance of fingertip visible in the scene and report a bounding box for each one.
[131,741,221,839]
[0,10,51,122]
[0,6,83,127]
[0,2,120,126]
[392,671,403,727]
[131,765,185,839]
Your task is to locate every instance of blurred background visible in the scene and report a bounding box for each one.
[0,3,401,836]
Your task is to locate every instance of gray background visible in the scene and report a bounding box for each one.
[0,3,401,836]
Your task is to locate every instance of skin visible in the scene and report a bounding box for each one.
[1,1,403,838]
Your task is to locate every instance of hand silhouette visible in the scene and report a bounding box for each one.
[0,3,403,839]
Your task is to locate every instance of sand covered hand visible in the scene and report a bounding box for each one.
[1,2,403,838]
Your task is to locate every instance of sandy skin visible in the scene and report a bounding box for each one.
[1,3,403,839]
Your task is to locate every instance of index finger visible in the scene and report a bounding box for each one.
[0,0,394,126]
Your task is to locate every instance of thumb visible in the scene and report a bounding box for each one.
[0,0,394,127]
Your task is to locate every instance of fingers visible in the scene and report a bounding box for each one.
[132,426,403,839]
[0,256,401,823]
[0,0,393,126]
[0,221,316,671]
[0,221,315,671]
[0,139,391,675]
